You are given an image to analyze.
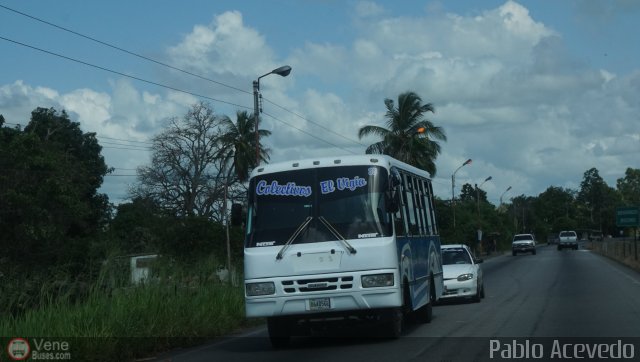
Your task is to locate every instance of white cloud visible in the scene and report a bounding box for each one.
[269,1,636,199]
[166,11,276,77]
[355,1,385,18]
[0,81,64,124]
[60,88,111,127]
[2,1,638,205]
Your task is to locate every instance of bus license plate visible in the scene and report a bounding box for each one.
[308,297,331,311]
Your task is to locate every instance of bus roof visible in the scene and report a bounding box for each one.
[250,154,432,180]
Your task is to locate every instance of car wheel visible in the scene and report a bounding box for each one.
[480,283,485,299]
[267,317,291,349]
[532,249,536,255]
[557,246,562,251]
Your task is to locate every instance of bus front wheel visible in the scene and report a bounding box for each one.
[381,308,403,339]
[267,317,291,348]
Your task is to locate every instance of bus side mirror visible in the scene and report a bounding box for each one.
[390,172,401,188]
[385,172,402,213]
[385,191,399,213]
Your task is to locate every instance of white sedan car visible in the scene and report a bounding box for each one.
[441,244,484,302]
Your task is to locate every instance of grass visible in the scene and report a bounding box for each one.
[0,255,257,361]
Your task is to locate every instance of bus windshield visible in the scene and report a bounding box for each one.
[245,165,392,247]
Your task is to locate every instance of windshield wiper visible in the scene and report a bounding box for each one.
[275,216,313,260]
[318,216,357,255]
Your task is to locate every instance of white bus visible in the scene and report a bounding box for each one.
[243,155,443,347]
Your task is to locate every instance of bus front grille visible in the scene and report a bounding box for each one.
[282,276,354,293]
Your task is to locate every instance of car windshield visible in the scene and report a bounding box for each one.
[245,165,392,247]
[442,248,472,265]
[513,235,533,241]
[560,231,576,237]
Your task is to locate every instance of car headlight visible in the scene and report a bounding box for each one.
[246,282,275,296]
[361,273,394,288]
[457,273,474,281]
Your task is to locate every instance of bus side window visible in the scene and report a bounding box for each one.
[412,177,426,236]
[425,180,438,235]
[393,173,409,236]
[417,179,431,235]
[400,174,413,236]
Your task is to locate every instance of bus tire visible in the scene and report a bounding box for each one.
[417,274,435,323]
[267,317,291,348]
[417,302,432,323]
[382,308,402,339]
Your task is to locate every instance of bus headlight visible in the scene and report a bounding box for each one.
[246,282,275,296]
[361,273,394,288]
[457,273,473,281]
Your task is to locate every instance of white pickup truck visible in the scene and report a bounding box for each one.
[558,230,578,250]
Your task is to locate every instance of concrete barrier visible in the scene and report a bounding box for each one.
[588,238,640,273]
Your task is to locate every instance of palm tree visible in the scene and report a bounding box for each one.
[358,91,447,177]
[218,110,271,182]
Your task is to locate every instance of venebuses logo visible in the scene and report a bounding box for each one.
[6,338,31,361]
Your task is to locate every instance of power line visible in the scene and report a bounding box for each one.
[262,111,358,155]
[0,35,253,111]
[2,123,150,151]
[2,122,22,127]
[100,144,150,151]
[430,178,451,187]
[0,37,363,156]
[102,146,151,151]
[0,5,370,153]
[100,140,150,147]
[98,135,153,145]
[262,97,367,148]
[0,4,250,95]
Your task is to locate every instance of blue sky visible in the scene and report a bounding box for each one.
[1,0,639,205]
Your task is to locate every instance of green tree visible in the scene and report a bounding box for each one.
[577,168,615,230]
[617,168,640,206]
[0,107,111,271]
[600,186,622,236]
[459,183,481,202]
[534,186,576,233]
[108,197,164,254]
[219,110,271,182]
[358,91,447,176]
[509,195,539,235]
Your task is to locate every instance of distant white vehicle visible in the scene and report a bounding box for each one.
[512,233,536,255]
[558,230,578,250]
[441,244,484,302]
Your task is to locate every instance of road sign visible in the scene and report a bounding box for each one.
[616,206,639,227]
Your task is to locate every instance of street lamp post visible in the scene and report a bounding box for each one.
[475,176,493,216]
[253,65,292,166]
[451,159,472,229]
[475,176,492,254]
[499,186,512,208]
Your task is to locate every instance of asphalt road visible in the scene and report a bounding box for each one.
[152,243,640,362]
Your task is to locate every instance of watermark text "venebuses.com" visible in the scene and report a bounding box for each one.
[6,338,72,361]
